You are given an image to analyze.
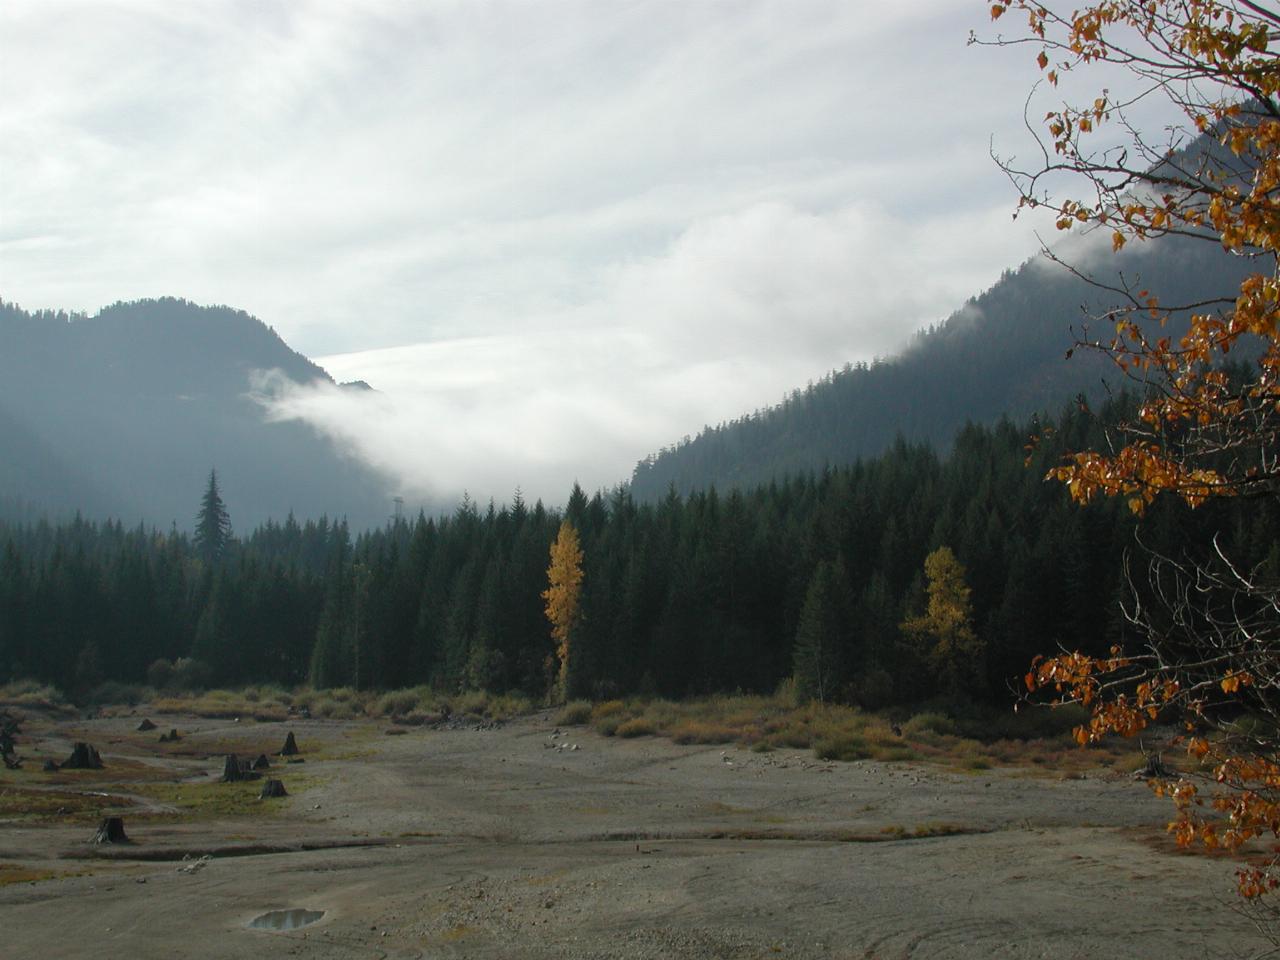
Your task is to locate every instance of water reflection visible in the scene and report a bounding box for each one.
[247,908,325,931]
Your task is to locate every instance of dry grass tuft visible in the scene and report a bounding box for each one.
[568,694,1134,771]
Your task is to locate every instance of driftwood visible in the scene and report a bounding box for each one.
[280,731,300,756]
[136,718,157,732]
[91,816,128,844]
[62,742,103,770]
[259,779,288,799]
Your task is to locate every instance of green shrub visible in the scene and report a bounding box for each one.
[595,714,625,737]
[615,717,656,738]
[86,681,148,706]
[591,699,627,721]
[813,734,871,762]
[904,711,957,738]
[556,700,592,725]
[371,689,422,718]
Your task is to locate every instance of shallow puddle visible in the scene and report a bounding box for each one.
[247,908,325,931]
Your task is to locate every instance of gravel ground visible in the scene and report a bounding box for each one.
[0,709,1269,958]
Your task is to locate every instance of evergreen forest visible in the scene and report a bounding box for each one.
[2,398,1273,710]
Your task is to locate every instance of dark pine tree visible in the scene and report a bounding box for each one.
[194,469,232,565]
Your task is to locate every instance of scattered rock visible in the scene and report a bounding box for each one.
[62,742,104,770]
[91,816,128,844]
[177,854,210,875]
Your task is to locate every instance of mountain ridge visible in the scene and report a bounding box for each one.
[628,233,1254,500]
[0,296,396,530]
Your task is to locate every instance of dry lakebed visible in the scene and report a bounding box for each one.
[0,707,1269,959]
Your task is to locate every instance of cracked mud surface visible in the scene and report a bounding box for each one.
[0,710,1267,958]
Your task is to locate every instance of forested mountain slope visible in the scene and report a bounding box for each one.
[3,403,1272,705]
[0,297,393,530]
[630,235,1254,500]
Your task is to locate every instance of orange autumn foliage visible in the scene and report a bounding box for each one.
[981,0,1280,903]
[543,520,584,702]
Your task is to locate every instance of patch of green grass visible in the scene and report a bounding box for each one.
[0,680,70,711]
[129,772,321,821]
[813,734,871,762]
[0,862,81,886]
[0,786,135,823]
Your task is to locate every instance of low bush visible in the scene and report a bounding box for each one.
[615,716,657,738]
[556,700,593,725]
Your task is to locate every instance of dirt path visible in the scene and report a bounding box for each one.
[0,710,1267,958]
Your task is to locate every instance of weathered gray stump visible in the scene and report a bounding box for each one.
[280,731,300,756]
[91,816,128,844]
[259,779,288,799]
[252,754,271,770]
[62,742,103,770]
[136,718,156,732]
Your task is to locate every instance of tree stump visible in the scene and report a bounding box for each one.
[280,731,300,756]
[91,816,128,844]
[136,718,156,732]
[259,779,288,799]
[252,754,271,770]
[42,759,58,772]
[62,742,103,770]
[220,753,245,782]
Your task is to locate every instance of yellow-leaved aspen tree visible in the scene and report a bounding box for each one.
[901,546,982,696]
[542,520,583,703]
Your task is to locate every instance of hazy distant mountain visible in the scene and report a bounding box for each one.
[0,297,396,529]
[629,234,1255,500]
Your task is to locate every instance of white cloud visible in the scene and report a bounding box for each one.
[1,0,1174,506]
[259,197,1051,505]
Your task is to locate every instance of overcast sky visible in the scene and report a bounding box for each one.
[0,0,1158,507]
